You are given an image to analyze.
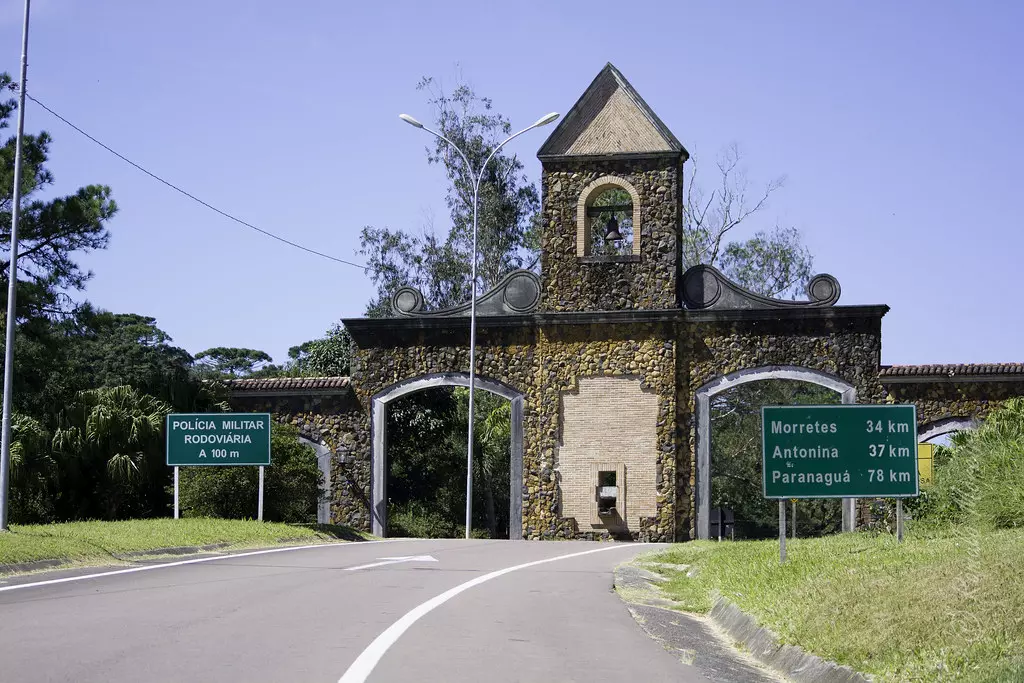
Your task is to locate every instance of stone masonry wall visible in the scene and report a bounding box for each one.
[681,315,886,539]
[540,157,681,312]
[885,380,1024,428]
[229,393,371,531]
[535,324,677,541]
[350,322,679,542]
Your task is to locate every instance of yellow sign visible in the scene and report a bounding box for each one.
[918,443,935,484]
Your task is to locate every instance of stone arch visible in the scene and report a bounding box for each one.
[370,372,525,539]
[919,416,979,443]
[693,365,858,540]
[576,175,642,257]
[297,437,333,525]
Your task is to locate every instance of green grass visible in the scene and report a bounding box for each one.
[642,529,1024,682]
[0,518,374,569]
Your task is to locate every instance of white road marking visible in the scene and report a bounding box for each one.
[344,555,438,571]
[0,538,434,593]
[337,543,646,683]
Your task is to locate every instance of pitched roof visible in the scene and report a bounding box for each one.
[225,376,352,394]
[538,63,687,160]
[880,364,1024,380]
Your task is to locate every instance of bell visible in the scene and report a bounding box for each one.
[604,215,622,241]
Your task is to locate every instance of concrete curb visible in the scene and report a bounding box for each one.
[708,597,871,683]
[0,558,66,574]
[614,558,872,683]
[613,562,784,682]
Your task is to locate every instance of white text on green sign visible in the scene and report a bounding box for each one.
[166,413,272,466]
[761,405,918,499]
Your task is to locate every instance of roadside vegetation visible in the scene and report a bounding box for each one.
[645,398,1024,682]
[0,518,371,568]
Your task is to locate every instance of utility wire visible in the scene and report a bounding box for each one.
[25,93,369,270]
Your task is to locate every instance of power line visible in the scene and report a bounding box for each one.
[25,92,369,270]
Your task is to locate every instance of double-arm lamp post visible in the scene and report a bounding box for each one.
[399,110,558,539]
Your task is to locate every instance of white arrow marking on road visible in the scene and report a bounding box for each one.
[344,555,438,571]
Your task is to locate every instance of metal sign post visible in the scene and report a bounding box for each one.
[791,499,797,539]
[258,466,265,522]
[173,466,180,519]
[779,500,787,564]
[896,499,904,543]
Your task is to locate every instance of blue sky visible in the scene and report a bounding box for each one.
[2,0,1021,366]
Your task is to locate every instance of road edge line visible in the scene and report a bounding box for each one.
[337,543,647,683]
[0,538,435,593]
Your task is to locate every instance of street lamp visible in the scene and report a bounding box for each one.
[400,109,558,539]
[0,0,32,531]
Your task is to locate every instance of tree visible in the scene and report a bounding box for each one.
[66,309,199,402]
[719,225,813,299]
[7,413,56,523]
[8,306,224,420]
[52,386,173,519]
[286,324,352,376]
[194,347,273,378]
[682,143,813,299]
[471,390,511,538]
[358,76,540,317]
[1,73,116,318]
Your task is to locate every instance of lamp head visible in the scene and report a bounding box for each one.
[532,112,560,128]
[399,114,424,128]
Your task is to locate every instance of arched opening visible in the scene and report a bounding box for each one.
[371,373,524,539]
[576,176,641,258]
[917,418,980,485]
[710,379,843,539]
[919,417,979,444]
[694,366,858,540]
[587,187,634,256]
[297,437,332,525]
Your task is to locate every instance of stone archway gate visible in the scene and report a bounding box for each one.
[226,266,1024,543]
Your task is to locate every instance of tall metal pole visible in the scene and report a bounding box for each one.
[398,112,558,541]
[464,177,481,539]
[0,0,32,531]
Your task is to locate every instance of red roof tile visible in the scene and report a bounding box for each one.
[224,376,351,393]
[879,364,1024,378]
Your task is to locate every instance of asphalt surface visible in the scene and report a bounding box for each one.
[0,539,724,683]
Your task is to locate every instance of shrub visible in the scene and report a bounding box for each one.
[387,500,489,539]
[178,423,323,523]
[914,399,1024,530]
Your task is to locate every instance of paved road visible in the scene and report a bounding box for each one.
[0,539,714,682]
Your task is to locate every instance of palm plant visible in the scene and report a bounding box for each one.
[8,413,57,522]
[52,385,172,519]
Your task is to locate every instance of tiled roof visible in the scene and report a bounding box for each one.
[225,377,351,393]
[880,364,1024,378]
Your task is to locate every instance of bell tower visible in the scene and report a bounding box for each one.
[536,63,688,312]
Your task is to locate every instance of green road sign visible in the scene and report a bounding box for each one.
[762,405,918,499]
[166,413,271,466]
